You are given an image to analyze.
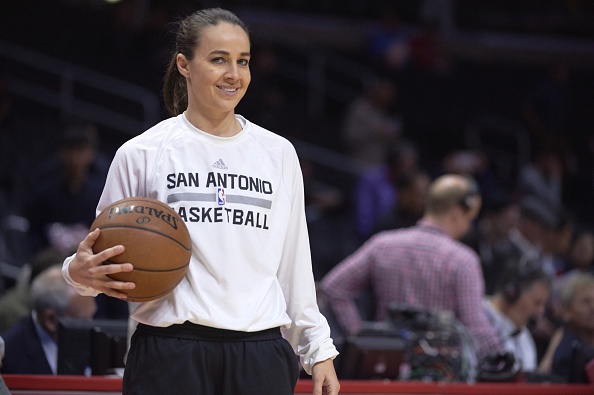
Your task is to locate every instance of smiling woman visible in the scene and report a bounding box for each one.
[173,23,251,134]
[61,7,340,395]
[162,9,251,135]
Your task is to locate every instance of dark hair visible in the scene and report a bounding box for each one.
[497,258,552,304]
[162,8,249,116]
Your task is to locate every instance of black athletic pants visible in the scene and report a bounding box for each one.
[122,322,300,395]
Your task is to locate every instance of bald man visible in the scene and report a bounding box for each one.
[1,265,97,374]
[322,174,502,361]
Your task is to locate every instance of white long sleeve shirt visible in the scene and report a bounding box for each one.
[483,299,537,371]
[62,114,338,374]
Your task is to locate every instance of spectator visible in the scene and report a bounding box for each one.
[564,228,594,276]
[534,226,592,373]
[517,145,565,211]
[352,140,419,240]
[20,122,128,322]
[486,196,558,295]
[551,228,594,314]
[550,273,594,383]
[541,207,575,277]
[0,247,64,333]
[366,6,410,73]
[372,168,430,234]
[0,71,34,274]
[301,159,345,225]
[300,158,353,281]
[342,76,402,168]
[533,207,575,361]
[483,261,552,372]
[24,122,110,255]
[321,174,502,360]
[0,264,97,375]
[440,149,502,205]
[463,194,520,276]
[484,197,560,365]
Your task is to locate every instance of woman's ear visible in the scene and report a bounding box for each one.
[177,53,190,78]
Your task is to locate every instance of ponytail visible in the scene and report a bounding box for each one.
[162,53,187,116]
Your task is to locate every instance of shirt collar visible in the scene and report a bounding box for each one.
[484,299,522,338]
[32,311,58,374]
[417,219,447,235]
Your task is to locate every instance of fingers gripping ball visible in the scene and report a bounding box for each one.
[91,197,192,302]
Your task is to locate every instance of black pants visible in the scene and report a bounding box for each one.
[123,322,300,395]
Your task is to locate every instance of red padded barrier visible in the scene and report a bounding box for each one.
[2,375,593,394]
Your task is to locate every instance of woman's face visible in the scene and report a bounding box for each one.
[509,281,550,327]
[178,22,251,118]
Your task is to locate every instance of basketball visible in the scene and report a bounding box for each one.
[90,197,192,302]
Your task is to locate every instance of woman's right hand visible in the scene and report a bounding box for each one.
[69,228,135,300]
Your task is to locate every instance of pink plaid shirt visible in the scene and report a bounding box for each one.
[321,220,502,359]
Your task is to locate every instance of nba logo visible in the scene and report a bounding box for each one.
[217,188,226,206]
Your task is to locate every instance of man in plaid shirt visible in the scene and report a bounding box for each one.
[321,174,502,360]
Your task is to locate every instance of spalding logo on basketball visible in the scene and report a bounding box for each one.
[91,196,192,302]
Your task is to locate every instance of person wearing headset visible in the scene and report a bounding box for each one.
[321,173,503,362]
[483,259,552,372]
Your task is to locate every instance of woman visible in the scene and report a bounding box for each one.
[61,8,340,395]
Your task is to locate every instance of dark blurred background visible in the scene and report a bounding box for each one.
[1,0,594,282]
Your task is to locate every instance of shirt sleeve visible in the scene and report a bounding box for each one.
[276,146,338,375]
[95,142,145,207]
[320,236,378,336]
[454,252,503,359]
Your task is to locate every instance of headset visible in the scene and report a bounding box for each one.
[477,351,522,382]
[501,256,550,305]
[459,176,480,211]
[503,281,522,305]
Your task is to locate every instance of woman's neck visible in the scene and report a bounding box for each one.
[184,111,241,137]
[490,296,520,327]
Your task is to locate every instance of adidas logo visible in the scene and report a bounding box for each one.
[212,159,228,169]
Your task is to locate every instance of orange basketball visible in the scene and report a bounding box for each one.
[91,197,192,302]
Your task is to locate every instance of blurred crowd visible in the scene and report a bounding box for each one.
[0,0,593,385]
